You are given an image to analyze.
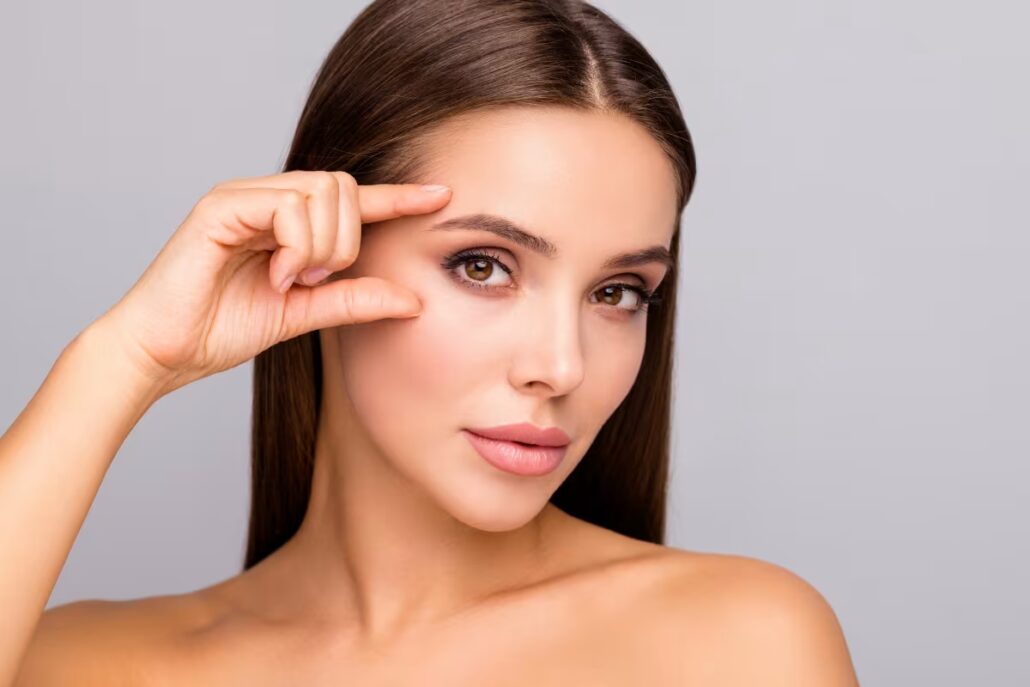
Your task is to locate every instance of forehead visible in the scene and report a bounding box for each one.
[415,107,679,250]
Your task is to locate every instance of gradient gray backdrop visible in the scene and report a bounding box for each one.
[2,1,1027,684]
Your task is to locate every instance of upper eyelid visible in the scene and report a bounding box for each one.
[428,214,675,274]
[443,250,657,314]
[447,247,514,272]
[447,246,652,288]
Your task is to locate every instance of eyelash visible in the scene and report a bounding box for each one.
[440,248,664,316]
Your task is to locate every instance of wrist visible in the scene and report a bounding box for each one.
[67,319,174,410]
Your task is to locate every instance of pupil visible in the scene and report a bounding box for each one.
[467,259,491,279]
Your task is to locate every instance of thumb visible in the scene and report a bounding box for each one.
[282,276,422,337]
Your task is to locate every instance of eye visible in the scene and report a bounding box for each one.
[441,248,516,290]
[440,248,664,316]
[590,283,663,315]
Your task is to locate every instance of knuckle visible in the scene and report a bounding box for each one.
[194,189,223,213]
[337,246,360,270]
[281,189,307,208]
[312,171,338,194]
[334,171,358,194]
[312,248,335,266]
[339,284,359,315]
[327,249,357,272]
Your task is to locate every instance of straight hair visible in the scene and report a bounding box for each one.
[245,0,697,571]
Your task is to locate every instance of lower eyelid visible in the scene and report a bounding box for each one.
[443,253,652,313]
[442,253,514,289]
[595,284,654,314]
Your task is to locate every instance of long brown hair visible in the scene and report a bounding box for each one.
[244,0,696,570]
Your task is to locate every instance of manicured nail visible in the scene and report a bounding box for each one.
[420,184,450,193]
[278,273,296,293]
[300,267,331,285]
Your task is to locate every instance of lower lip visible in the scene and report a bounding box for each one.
[462,430,568,476]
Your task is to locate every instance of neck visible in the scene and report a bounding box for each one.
[253,398,565,646]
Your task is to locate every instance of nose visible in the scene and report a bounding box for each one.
[507,296,586,396]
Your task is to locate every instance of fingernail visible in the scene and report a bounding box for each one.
[278,274,296,293]
[420,184,450,193]
[300,267,331,285]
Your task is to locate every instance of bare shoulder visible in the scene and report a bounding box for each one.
[13,592,216,687]
[524,517,859,685]
[637,549,861,686]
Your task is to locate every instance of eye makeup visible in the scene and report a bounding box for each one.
[439,247,664,316]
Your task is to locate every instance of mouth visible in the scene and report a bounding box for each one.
[463,422,572,448]
[462,429,568,476]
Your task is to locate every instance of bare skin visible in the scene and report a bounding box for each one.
[5,108,859,685]
[16,524,858,685]
[1,171,455,686]
[144,512,695,685]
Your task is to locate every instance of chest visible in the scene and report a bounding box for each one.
[152,583,675,686]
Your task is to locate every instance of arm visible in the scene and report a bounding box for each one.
[1,171,450,686]
[0,321,166,686]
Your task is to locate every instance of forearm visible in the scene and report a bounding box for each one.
[0,322,166,685]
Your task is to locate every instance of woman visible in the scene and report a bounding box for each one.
[3,0,859,683]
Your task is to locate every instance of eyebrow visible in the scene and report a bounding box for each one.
[428,213,675,272]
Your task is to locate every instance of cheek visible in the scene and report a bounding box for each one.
[338,317,462,432]
[334,280,496,445]
[581,331,646,429]
[336,258,649,465]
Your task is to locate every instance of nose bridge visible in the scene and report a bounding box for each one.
[508,286,586,395]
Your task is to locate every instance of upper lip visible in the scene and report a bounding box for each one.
[465,423,571,447]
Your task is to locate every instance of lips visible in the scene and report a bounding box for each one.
[462,430,568,476]
[464,422,571,448]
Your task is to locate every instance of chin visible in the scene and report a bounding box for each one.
[436,481,554,533]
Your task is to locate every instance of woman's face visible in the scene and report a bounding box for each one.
[324,106,679,532]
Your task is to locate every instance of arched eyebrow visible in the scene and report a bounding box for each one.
[428,213,674,272]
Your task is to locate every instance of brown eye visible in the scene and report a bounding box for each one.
[440,248,658,316]
[592,283,657,315]
[593,284,638,306]
[441,249,515,291]
[597,285,631,306]
[464,258,494,282]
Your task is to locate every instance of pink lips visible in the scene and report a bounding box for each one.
[464,423,571,447]
[462,423,571,476]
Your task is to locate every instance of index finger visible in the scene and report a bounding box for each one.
[356,183,453,223]
[214,172,452,223]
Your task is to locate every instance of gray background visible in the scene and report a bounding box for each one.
[2,1,1027,684]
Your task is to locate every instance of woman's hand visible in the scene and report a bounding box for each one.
[93,170,452,398]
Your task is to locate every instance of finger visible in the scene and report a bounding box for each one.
[207,172,453,289]
[356,183,453,224]
[279,276,423,339]
[311,179,453,285]
[320,171,362,278]
[189,187,313,293]
[210,169,328,192]
[213,171,453,223]
[296,172,340,285]
[267,188,314,292]
[211,169,323,191]
[213,171,339,287]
